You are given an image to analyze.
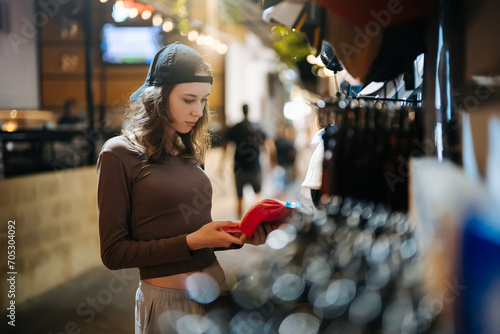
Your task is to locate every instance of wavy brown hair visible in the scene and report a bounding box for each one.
[124,85,212,165]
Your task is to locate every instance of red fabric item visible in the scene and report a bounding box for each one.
[315,0,436,26]
[222,199,293,237]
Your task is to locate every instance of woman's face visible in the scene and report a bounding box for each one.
[167,82,211,136]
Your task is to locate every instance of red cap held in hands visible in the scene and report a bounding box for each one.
[223,199,301,237]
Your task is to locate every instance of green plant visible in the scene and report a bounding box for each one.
[271,26,311,67]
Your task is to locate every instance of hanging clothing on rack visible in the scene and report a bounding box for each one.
[319,96,423,212]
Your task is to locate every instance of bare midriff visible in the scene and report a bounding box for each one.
[142,260,225,290]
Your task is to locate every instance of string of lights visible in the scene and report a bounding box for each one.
[98,0,228,54]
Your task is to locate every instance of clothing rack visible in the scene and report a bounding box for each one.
[325,97,421,103]
[317,95,425,212]
[352,96,422,105]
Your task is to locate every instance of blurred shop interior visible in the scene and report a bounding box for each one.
[0,0,294,177]
[1,0,500,333]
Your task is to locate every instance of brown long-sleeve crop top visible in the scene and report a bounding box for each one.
[97,135,216,279]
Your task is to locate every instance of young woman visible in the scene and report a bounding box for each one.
[97,42,271,333]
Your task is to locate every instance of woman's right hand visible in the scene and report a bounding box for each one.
[186,221,244,250]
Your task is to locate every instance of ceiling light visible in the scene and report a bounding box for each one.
[141,9,152,20]
[163,20,174,32]
[216,43,228,54]
[152,14,163,26]
[128,7,138,18]
[188,30,199,42]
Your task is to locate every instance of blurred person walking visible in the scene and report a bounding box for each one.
[273,124,297,198]
[223,104,276,217]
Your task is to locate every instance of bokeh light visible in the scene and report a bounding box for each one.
[272,274,305,301]
[162,20,173,32]
[141,9,152,20]
[152,14,163,26]
[187,30,199,42]
[279,313,321,334]
[349,290,382,324]
[196,34,206,46]
[128,7,138,19]
[266,229,289,249]
[216,43,228,55]
[176,314,214,333]
[185,273,220,304]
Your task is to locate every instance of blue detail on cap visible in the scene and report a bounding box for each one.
[286,202,302,209]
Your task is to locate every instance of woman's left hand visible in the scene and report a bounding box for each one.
[239,222,275,246]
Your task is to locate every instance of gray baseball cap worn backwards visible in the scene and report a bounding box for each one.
[130,41,214,102]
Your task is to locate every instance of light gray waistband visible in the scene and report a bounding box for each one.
[139,280,191,301]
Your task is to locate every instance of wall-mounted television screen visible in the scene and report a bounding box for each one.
[100,23,163,64]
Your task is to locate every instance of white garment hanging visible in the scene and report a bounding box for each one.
[302,129,324,190]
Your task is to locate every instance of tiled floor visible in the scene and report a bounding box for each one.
[14,267,139,334]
